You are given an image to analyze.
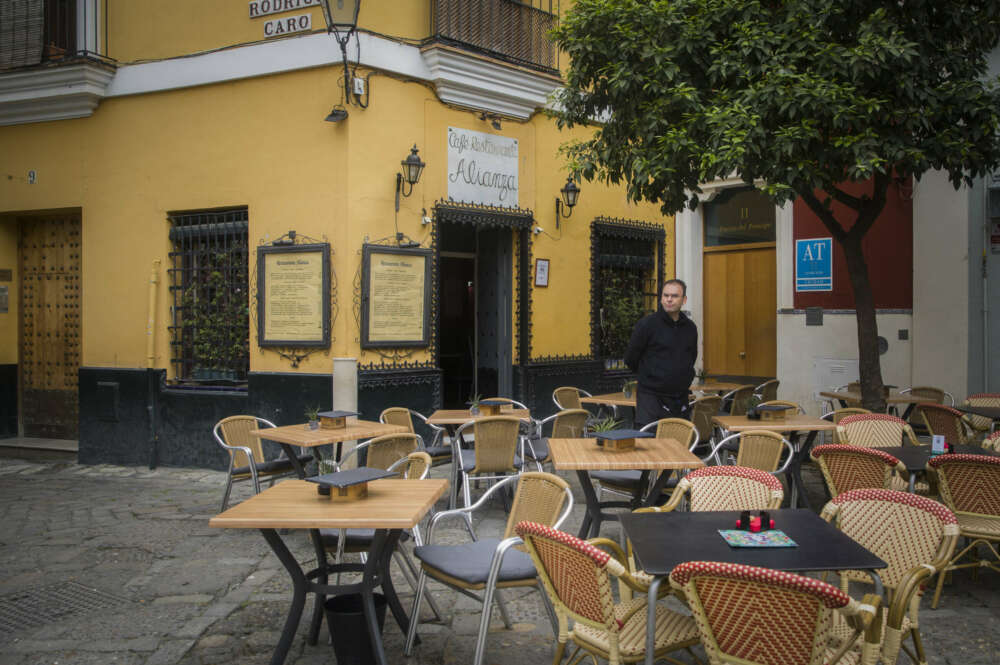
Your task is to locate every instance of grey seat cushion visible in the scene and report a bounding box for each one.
[413,538,536,585]
[525,437,549,462]
[232,453,312,476]
[425,445,451,458]
[458,449,524,471]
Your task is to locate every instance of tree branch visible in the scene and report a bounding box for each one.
[797,189,848,243]
[828,185,863,210]
[848,171,891,242]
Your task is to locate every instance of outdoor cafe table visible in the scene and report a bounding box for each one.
[209,477,447,665]
[250,420,407,476]
[620,508,887,665]
[712,415,838,511]
[875,445,1000,492]
[546,436,704,538]
[578,382,749,410]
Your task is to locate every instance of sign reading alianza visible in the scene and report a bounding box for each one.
[447,127,518,208]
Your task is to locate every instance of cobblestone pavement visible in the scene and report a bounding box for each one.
[0,456,997,665]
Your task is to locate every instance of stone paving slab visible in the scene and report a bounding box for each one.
[0,457,996,664]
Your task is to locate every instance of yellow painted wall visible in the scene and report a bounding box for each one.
[0,40,673,377]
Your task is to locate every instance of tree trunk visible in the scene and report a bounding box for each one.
[841,234,886,412]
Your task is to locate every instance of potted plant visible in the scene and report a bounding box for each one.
[304,405,321,430]
[468,394,482,416]
[622,379,637,398]
[589,415,621,446]
[695,367,708,385]
[746,395,762,420]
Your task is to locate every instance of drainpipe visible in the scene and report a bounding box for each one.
[984,195,990,392]
[146,261,160,469]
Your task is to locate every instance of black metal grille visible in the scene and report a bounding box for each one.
[430,0,559,72]
[167,207,249,384]
[0,582,128,634]
[42,0,76,58]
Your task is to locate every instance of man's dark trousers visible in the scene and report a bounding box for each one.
[635,387,691,429]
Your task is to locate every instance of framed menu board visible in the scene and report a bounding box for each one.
[257,243,330,347]
[360,245,431,348]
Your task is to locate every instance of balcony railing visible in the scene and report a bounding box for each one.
[430,0,559,72]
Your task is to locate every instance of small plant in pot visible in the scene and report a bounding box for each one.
[304,405,321,430]
[746,395,762,420]
[695,367,708,385]
[467,394,482,416]
[622,379,637,398]
[589,416,621,445]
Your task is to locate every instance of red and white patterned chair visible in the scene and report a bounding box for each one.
[982,430,1000,452]
[669,561,882,665]
[961,393,1000,441]
[836,414,921,448]
[643,465,785,514]
[810,444,909,497]
[915,404,974,446]
[515,521,700,665]
[926,454,1000,610]
[820,489,959,665]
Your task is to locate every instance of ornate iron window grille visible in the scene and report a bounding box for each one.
[428,0,560,73]
[167,207,250,385]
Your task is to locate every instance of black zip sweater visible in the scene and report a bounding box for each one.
[624,308,698,396]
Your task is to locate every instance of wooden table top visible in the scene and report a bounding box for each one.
[580,383,751,407]
[692,381,749,393]
[546,437,705,471]
[426,409,531,425]
[819,390,936,405]
[713,414,837,432]
[250,420,407,447]
[209,478,447,530]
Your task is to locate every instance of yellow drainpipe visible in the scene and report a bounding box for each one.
[146,260,160,368]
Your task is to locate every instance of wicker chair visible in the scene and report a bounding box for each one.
[669,561,882,665]
[962,393,1000,441]
[820,489,959,665]
[704,430,794,474]
[926,454,1000,609]
[722,384,756,416]
[212,415,313,511]
[900,386,952,432]
[592,418,698,502]
[639,465,784,514]
[528,408,589,467]
[405,473,573,665]
[552,386,590,410]
[811,445,908,497]
[754,378,780,402]
[916,404,973,446]
[380,407,450,465]
[820,408,873,443]
[516,521,700,665]
[983,430,1000,452]
[690,395,723,452]
[453,415,527,535]
[837,413,921,448]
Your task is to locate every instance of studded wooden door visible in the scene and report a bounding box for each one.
[19,215,81,439]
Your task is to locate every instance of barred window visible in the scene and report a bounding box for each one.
[167,207,249,385]
[590,219,665,363]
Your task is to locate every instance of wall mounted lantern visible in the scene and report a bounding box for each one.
[321,0,362,121]
[555,176,581,228]
[395,145,426,212]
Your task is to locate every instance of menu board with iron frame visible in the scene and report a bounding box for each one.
[257,243,331,347]
[360,244,432,348]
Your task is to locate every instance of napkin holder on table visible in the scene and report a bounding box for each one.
[591,429,653,452]
[306,467,395,501]
[317,410,359,430]
[757,404,793,422]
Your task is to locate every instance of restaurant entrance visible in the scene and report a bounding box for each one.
[438,221,513,408]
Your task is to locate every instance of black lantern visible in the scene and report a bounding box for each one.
[395,145,426,211]
[321,0,362,112]
[555,175,581,227]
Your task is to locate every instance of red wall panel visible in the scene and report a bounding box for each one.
[793,178,912,309]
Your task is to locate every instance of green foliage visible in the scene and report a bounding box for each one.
[590,416,621,433]
[600,269,646,358]
[182,256,249,377]
[553,0,1000,215]
[468,393,482,408]
[304,405,320,422]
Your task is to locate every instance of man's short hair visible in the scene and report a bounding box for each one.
[662,278,687,296]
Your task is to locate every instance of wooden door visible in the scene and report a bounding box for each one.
[19,215,81,439]
[703,247,776,377]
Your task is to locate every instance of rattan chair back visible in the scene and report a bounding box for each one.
[735,430,788,472]
[380,406,415,432]
[471,416,521,474]
[217,415,266,470]
[917,404,969,445]
[690,395,722,442]
[837,413,917,448]
[726,385,757,416]
[963,393,1000,436]
[670,561,876,665]
[929,454,1000,518]
[389,451,432,479]
[810,445,904,498]
[755,378,780,401]
[502,472,571,540]
[550,409,589,438]
[983,431,1000,452]
[360,433,420,471]
[651,417,698,449]
[847,381,861,392]
[666,466,784,512]
[827,407,872,443]
[552,386,583,410]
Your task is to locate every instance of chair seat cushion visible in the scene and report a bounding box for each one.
[526,438,549,462]
[232,453,312,477]
[459,449,524,471]
[572,597,698,657]
[424,444,451,459]
[413,538,536,586]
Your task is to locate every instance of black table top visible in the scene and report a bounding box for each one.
[620,509,886,576]
[954,404,1000,420]
[875,445,1000,472]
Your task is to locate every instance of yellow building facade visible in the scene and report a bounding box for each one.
[0,0,674,467]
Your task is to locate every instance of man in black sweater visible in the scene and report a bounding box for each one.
[624,279,698,427]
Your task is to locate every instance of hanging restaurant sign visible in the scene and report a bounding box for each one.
[360,245,432,348]
[257,244,331,347]
[447,127,519,208]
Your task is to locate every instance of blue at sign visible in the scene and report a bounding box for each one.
[796,238,832,292]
